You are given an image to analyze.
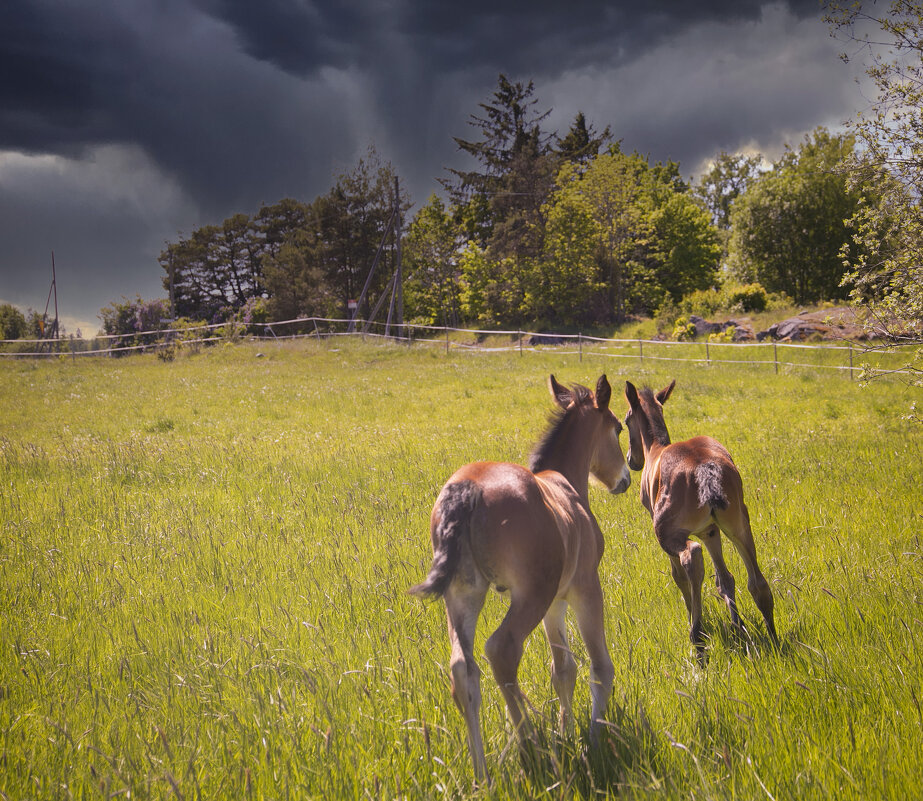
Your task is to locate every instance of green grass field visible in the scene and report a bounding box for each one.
[1,339,921,799]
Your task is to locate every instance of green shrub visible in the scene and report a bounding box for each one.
[674,282,793,321]
[726,283,768,313]
[707,325,737,343]
[672,315,697,341]
[679,288,724,317]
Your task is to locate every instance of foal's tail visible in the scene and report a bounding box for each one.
[695,462,729,511]
[409,480,482,599]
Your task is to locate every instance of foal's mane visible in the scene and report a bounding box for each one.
[639,387,671,446]
[528,384,591,473]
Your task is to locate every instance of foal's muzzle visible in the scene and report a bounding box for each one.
[627,450,644,472]
[610,465,631,494]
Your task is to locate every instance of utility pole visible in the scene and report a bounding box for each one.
[169,248,176,321]
[394,175,403,339]
[349,201,398,334]
[51,253,59,339]
[41,252,60,347]
[385,175,404,339]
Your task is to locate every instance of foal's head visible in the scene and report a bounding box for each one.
[623,379,676,471]
[544,374,631,494]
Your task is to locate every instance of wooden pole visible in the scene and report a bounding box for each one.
[51,252,59,341]
[394,175,403,340]
[348,204,397,333]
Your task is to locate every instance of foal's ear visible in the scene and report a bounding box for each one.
[656,379,676,405]
[595,375,611,410]
[625,381,640,408]
[548,374,571,408]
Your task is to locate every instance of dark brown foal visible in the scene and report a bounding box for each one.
[623,380,777,661]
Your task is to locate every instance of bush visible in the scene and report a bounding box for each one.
[672,316,697,341]
[678,288,724,318]
[707,326,737,343]
[674,282,792,320]
[726,283,768,313]
[0,303,27,340]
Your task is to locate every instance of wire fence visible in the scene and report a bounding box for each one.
[0,316,916,378]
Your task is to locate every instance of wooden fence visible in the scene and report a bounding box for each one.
[0,316,914,378]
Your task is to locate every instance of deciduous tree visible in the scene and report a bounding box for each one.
[828,0,923,382]
[728,128,871,305]
[0,303,26,340]
[403,194,461,326]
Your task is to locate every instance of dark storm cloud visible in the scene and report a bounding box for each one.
[201,0,825,78]
[1,0,364,215]
[1,0,836,210]
[191,0,368,74]
[0,0,861,329]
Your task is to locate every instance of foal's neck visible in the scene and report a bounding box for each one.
[644,410,671,451]
[531,409,594,502]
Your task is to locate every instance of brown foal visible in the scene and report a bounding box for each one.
[623,380,777,661]
[410,375,630,781]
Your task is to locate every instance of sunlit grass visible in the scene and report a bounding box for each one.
[1,338,920,798]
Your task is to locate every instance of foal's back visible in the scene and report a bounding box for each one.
[442,460,597,597]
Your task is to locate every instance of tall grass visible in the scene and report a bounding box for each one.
[1,339,921,799]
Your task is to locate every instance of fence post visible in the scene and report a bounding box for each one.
[639,339,643,365]
[578,332,582,363]
[445,325,449,354]
[849,344,854,380]
[773,342,778,374]
[706,341,710,366]
[519,330,523,357]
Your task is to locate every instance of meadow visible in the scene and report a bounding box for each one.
[1,338,921,799]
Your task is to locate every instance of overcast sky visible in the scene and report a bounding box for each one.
[1,0,868,335]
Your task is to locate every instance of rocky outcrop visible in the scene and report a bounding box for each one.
[689,315,755,342]
[527,333,567,346]
[757,307,869,342]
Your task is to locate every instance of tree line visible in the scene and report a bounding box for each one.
[97,73,875,342]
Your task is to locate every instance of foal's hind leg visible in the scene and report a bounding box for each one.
[445,576,490,780]
[700,525,740,629]
[717,504,777,643]
[543,599,577,734]
[667,541,706,661]
[485,587,555,740]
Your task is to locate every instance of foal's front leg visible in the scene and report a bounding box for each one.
[659,517,707,662]
[680,541,706,661]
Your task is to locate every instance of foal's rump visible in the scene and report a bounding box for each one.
[652,436,746,540]
[409,479,483,598]
[411,462,570,599]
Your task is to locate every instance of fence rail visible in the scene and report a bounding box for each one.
[1,316,916,378]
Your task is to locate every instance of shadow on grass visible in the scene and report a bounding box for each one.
[699,613,796,664]
[491,703,669,797]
